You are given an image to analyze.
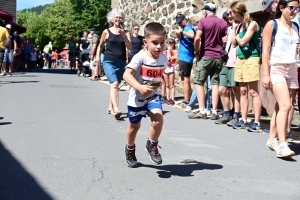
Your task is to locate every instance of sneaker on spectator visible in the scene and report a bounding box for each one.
[162,96,168,104]
[188,111,208,119]
[206,110,212,117]
[286,131,293,142]
[210,113,220,120]
[227,117,239,127]
[125,145,138,168]
[233,120,249,129]
[167,99,175,106]
[7,72,12,77]
[145,139,162,164]
[263,129,270,135]
[0,72,6,76]
[247,123,262,132]
[266,138,278,151]
[215,115,231,124]
[276,142,295,158]
[184,106,192,113]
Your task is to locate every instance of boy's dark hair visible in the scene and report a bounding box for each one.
[144,22,166,38]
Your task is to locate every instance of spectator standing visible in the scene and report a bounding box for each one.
[43,42,52,68]
[1,24,15,76]
[175,14,195,106]
[262,0,299,157]
[69,36,76,71]
[215,9,241,125]
[89,28,100,80]
[0,19,10,75]
[262,0,295,139]
[51,50,58,68]
[230,1,262,131]
[96,8,132,119]
[188,3,227,120]
[25,38,33,70]
[163,38,177,105]
[30,48,37,71]
[128,24,143,62]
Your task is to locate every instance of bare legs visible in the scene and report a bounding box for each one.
[163,73,175,101]
[110,81,120,113]
[239,81,261,122]
[181,76,191,102]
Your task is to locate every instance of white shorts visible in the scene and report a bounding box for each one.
[270,63,299,89]
[164,66,174,74]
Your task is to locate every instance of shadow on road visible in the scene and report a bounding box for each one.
[0,81,40,84]
[31,68,77,75]
[139,161,223,178]
[0,141,53,200]
[0,122,12,126]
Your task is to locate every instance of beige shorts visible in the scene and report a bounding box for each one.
[234,57,260,82]
[270,63,299,89]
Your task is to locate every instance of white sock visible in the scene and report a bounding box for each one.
[200,109,206,114]
[212,110,217,114]
[242,119,247,124]
[255,122,260,126]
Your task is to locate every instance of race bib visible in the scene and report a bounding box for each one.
[140,64,164,82]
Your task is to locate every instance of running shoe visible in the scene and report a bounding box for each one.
[266,138,278,151]
[7,72,12,76]
[0,72,6,76]
[188,111,208,119]
[215,115,231,124]
[247,123,262,132]
[145,139,162,165]
[227,117,239,127]
[276,142,295,158]
[184,106,192,113]
[210,113,220,120]
[233,120,249,129]
[125,145,138,168]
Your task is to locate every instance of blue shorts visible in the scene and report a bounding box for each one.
[3,49,14,63]
[100,53,104,66]
[103,60,126,83]
[127,95,163,124]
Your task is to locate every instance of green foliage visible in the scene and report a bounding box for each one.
[18,4,50,14]
[16,0,111,49]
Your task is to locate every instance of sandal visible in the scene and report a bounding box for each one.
[90,78,99,81]
[112,110,122,119]
[107,108,113,114]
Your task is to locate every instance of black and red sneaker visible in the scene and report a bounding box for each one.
[145,139,162,165]
[125,145,137,168]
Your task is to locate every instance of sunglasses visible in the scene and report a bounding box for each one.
[287,6,300,12]
[134,28,140,30]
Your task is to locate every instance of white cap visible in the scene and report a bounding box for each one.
[49,42,52,45]
[5,24,11,29]
[202,3,216,12]
[87,34,92,39]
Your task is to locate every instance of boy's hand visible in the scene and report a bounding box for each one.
[138,85,155,97]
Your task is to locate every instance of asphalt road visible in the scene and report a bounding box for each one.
[0,69,299,200]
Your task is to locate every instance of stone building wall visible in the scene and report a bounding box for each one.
[112,0,264,37]
[0,0,17,22]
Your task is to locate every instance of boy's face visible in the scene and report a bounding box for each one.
[143,34,167,59]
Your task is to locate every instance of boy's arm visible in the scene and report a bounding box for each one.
[123,68,154,96]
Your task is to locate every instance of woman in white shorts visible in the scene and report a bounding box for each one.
[262,0,299,158]
[163,38,177,105]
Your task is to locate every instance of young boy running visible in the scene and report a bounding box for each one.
[123,22,168,168]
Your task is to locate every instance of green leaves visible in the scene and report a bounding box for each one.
[17,0,110,49]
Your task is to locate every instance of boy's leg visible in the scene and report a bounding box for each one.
[145,107,164,165]
[148,108,164,142]
[126,122,141,145]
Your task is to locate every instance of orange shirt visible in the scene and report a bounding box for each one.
[52,52,58,60]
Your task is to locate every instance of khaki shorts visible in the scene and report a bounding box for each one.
[194,57,222,86]
[270,63,299,89]
[234,57,260,83]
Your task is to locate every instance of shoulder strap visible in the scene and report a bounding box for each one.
[292,21,300,36]
[271,19,278,45]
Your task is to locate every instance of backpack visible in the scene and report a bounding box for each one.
[257,19,299,63]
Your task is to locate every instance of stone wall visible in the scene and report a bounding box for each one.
[112,0,263,37]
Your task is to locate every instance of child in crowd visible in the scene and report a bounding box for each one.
[163,38,177,105]
[30,48,37,71]
[123,22,168,168]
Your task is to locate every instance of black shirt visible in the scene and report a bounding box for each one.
[130,35,143,55]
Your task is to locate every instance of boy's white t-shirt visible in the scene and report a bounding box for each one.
[127,50,168,107]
